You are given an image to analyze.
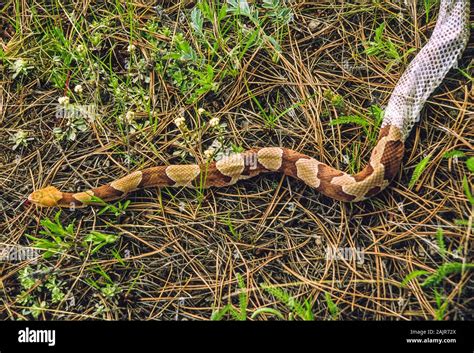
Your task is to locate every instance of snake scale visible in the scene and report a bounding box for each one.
[28,0,470,208]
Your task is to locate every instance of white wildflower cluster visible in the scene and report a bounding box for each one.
[172,109,228,160]
[74,84,83,94]
[197,108,206,115]
[76,44,88,56]
[198,108,221,129]
[208,117,220,128]
[203,139,223,161]
[127,44,136,53]
[119,110,150,133]
[174,116,187,131]
[58,96,70,106]
[125,111,135,124]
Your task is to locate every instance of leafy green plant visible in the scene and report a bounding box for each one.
[402,262,474,318]
[188,64,219,102]
[247,84,313,129]
[53,114,89,142]
[226,0,253,18]
[100,283,121,298]
[403,251,474,289]
[26,211,75,259]
[442,149,473,172]
[329,115,368,129]
[421,262,474,288]
[442,150,465,159]
[466,157,474,173]
[442,152,473,208]
[408,155,432,189]
[27,301,48,319]
[190,7,204,35]
[83,231,119,255]
[401,270,430,287]
[328,104,384,171]
[433,289,449,320]
[323,89,344,110]
[45,277,66,304]
[224,213,241,241]
[9,58,34,79]
[324,292,340,320]
[236,273,248,320]
[262,0,293,25]
[85,266,122,299]
[149,0,293,105]
[365,23,398,58]
[225,0,290,62]
[402,227,474,320]
[436,228,446,259]
[16,266,65,319]
[250,307,285,320]
[261,283,314,320]
[85,195,131,217]
[42,27,76,88]
[9,130,34,150]
[329,106,383,144]
[344,142,362,175]
[18,266,36,292]
[457,60,473,83]
[368,104,384,140]
[365,23,415,69]
[155,29,219,103]
[462,175,474,206]
[423,0,436,23]
[401,220,474,320]
[211,273,248,320]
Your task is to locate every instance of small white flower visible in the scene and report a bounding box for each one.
[204,148,215,160]
[174,116,186,129]
[74,84,83,94]
[125,111,135,124]
[127,44,136,52]
[76,44,87,54]
[197,108,206,115]
[58,96,70,106]
[209,117,220,128]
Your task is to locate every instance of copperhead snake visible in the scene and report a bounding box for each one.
[28,0,469,208]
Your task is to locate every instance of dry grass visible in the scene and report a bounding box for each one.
[0,0,473,321]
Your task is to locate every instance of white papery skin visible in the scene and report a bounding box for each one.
[382,0,470,141]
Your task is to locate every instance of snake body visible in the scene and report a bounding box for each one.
[28,0,469,208]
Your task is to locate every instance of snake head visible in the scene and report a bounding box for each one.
[28,186,63,207]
